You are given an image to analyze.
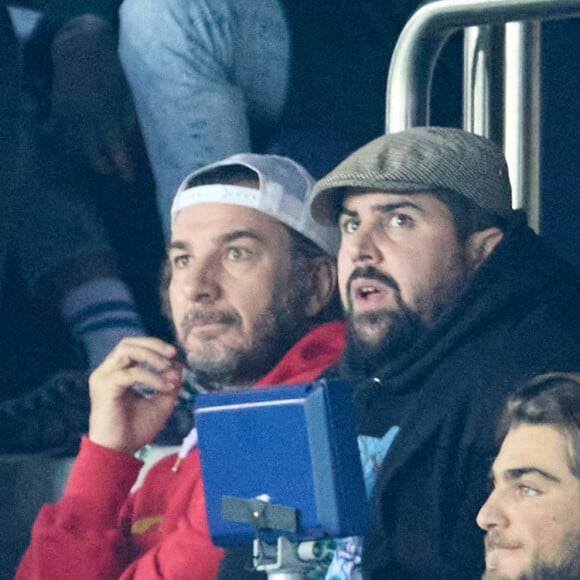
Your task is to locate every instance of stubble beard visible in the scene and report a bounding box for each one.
[482,559,580,580]
[179,281,307,391]
[482,532,580,580]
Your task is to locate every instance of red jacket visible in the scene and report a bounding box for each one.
[16,321,345,579]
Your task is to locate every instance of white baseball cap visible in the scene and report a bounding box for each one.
[171,153,339,255]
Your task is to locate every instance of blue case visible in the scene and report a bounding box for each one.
[194,379,368,546]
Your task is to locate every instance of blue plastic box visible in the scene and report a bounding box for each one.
[194,379,368,546]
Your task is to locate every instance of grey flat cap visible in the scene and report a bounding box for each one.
[309,126,513,225]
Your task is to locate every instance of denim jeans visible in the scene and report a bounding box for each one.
[119,0,290,238]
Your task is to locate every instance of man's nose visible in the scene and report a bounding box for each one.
[181,256,221,303]
[344,225,383,265]
[476,489,508,531]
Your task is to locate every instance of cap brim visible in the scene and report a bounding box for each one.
[310,179,438,226]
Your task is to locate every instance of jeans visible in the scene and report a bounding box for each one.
[119,0,290,238]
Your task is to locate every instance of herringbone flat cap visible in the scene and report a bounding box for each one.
[309,126,513,225]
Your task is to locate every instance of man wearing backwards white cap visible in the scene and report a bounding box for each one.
[17,153,344,579]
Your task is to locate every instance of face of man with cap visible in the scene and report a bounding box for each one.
[167,156,338,389]
[337,190,502,359]
[309,127,511,365]
[169,199,302,388]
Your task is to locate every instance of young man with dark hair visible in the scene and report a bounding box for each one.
[16,153,343,578]
[307,126,580,578]
[477,372,580,580]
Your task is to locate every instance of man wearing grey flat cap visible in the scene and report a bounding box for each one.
[309,127,580,579]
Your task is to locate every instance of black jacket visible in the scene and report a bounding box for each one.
[324,214,580,579]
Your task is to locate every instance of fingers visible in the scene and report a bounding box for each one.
[91,337,181,397]
[88,337,184,453]
[104,336,176,366]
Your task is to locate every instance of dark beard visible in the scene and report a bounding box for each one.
[343,266,428,376]
[344,307,427,377]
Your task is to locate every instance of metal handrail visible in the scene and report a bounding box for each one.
[385,0,580,228]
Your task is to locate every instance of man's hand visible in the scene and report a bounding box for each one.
[88,337,183,456]
[50,14,138,182]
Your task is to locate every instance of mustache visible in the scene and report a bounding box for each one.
[347,266,401,297]
[180,307,240,337]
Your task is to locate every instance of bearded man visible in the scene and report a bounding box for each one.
[16,153,343,579]
[308,127,580,579]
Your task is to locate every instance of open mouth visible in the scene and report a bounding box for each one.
[356,284,382,299]
[349,278,393,311]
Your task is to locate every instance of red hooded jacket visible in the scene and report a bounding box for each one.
[17,321,345,579]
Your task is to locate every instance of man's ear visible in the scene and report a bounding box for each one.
[304,255,337,318]
[466,227,504,273]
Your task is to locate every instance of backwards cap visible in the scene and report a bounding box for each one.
[171,153,339,255]
[309,126,513,225]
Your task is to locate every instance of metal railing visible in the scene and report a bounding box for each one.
[385,0,580,231]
